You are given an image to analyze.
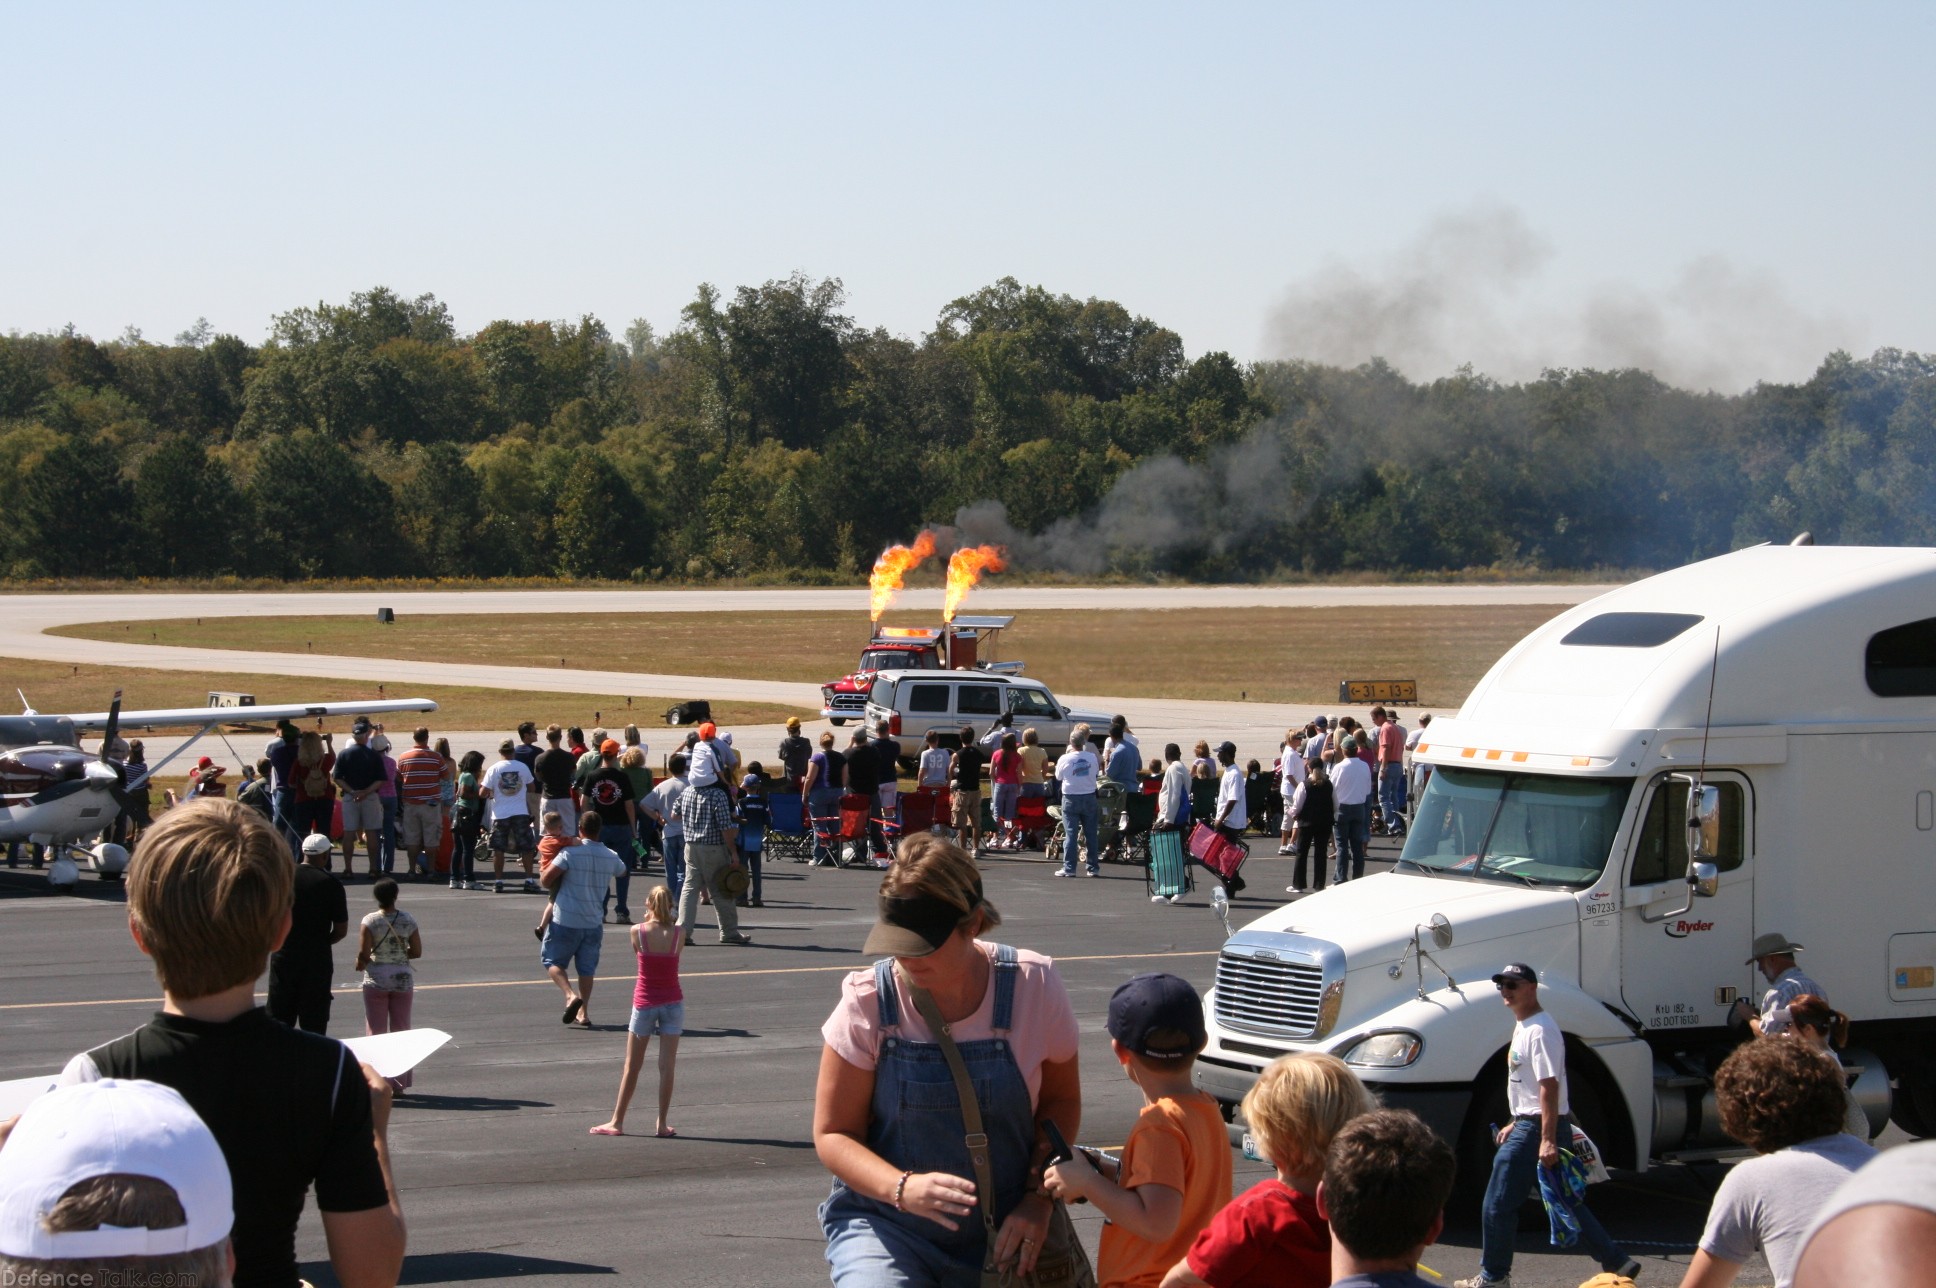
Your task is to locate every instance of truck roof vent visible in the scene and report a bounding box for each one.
[1866,617,1936,697]
[1560,612,1705,649]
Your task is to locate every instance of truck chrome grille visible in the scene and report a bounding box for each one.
[1214,952,1325,1039]
[829,695,868,714]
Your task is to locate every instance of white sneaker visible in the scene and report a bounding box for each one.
[1150,894,1166,903]
[1286,885,1305,894]
[1277,845,1294,855]
[1453,1276,1507,1288]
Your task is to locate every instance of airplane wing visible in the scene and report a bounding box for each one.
[64,698,439,729]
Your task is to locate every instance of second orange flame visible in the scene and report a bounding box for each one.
[943,545,1007,622]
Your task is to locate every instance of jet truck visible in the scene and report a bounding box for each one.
[1195,544,1936,1183]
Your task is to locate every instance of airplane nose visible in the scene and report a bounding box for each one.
[84,760,119,787]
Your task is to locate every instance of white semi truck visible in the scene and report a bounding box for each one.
[1195,544,1936,1182]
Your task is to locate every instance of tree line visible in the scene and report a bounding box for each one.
[2,277,1931,582]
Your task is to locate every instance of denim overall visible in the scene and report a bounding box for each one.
[822,944,1032,1288]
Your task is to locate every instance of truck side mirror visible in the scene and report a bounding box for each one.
[1689,861,1719,898]
[1685,783,1721,862]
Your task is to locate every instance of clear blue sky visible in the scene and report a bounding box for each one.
[4,3,1929,389]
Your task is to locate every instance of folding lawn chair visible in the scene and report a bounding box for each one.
[809,798,844,867]
[1013,793,1050,850]
[1120,791,1157,866]
[838,792,875,866]
[1187,821,1250,895]
[765,792,812,864]
[1189,779,1218,825]
[899,787,943,837]
[1145,826,1192,902]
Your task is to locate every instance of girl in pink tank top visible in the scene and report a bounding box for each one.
[591,885,684,1138]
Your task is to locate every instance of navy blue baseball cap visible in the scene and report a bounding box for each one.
[1107,973,1207,1059]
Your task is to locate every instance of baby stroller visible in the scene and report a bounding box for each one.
[1118,790,1157,866]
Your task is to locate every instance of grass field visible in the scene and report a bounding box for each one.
[0,657,808,732]
[53,604,1570,707]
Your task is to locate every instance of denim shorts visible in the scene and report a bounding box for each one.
[629,1000,684,1038]
[540,921,603,976]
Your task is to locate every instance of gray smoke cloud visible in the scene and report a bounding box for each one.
[1265,204,1857,393]
[952,428,1297,576]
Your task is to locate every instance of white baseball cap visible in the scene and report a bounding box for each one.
[300,832,333,857]
[0,1079,233,1259]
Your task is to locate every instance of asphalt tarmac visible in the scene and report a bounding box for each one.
[3,829,1824,1288]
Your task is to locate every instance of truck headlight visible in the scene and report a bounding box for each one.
[1341,1030,1424,1069]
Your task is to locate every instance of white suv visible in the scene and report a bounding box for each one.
[863,671,1113,758]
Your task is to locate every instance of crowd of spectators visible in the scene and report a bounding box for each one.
[3,709,1928,1288]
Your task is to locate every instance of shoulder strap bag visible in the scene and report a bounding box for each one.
[898,967,1096,1288]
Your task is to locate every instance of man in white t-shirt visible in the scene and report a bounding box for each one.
[1213,740,1247,837]
[1328,746,1374,884]
[1455,964,1638,1288]
[479,739,540,895]
[1052,723,1101,878]
[1276,731,1306,854]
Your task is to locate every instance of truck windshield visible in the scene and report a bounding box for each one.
[860,650,931,671]
[1398,767,1633,889]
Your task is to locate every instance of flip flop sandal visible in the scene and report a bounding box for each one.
[655,1127,678,1138]
[563,997,584,1025]
[589,1125,622,1136]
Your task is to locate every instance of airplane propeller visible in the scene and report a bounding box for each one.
[81,691,137,818]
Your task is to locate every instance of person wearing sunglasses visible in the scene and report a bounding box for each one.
[1454,964,1640,1288]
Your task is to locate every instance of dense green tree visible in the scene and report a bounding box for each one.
[133,435,245,576]
[553,453,649,578]
[247,430,397,577]
[17,438,135,576]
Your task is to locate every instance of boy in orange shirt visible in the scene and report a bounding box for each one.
[1046,973,1232,1288]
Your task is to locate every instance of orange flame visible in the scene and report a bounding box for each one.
[868,530,938,621]
[943,545,1007,622]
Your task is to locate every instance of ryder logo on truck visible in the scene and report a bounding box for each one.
[1665,918,1716,938]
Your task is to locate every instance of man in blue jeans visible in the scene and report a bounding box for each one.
[1454,963,1640,1288]
[1328,745,1373,884]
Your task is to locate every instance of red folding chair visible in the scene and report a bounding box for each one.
[1013,793,1050,850]
[899,787,942,836]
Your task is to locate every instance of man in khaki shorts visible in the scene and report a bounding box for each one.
[948,725,984,852]
[396,726,445,880]
[331,718,387,879]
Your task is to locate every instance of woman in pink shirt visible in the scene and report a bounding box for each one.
[989,732,1024,852]
[814,835,1082,1286]
[591,884,683,1138]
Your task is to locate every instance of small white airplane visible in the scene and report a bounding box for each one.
[2,691,438,888]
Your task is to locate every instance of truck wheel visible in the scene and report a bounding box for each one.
[1454,1049,1622,1211]
[830,718,847,727]
[1453,1080,1511,1213]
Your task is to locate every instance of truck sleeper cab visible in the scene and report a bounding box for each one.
[1196,545,1936,1189]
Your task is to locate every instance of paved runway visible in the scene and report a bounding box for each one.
[14,583,1611,774]
[2,833,1810,1288]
